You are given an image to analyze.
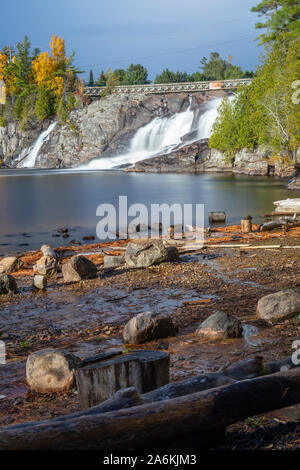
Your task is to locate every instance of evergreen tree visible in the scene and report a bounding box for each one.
[124,64,149,85]
[96,70,106,86]
[35,85,55,121]
[251,0,300,43]
[88,69,94,86]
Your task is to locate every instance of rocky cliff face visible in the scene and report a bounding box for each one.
[0,91,213,169]
[0,90,297,179]
[127,140,297,177]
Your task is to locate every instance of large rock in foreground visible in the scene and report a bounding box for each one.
[26,349,81,393]
[62,255,97,282]
[0,274,18,294]
[197,311,243,340]
[33,274,47,290]
[257,290,300,323]
[125,240,174,268]
[40,244,58,259]
[0,256,23,274]
[34,256,58,276]
[123,311,177,344]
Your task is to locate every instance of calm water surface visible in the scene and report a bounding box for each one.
[0,169,298,254]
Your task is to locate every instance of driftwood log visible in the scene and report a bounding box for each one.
[76,350,169,409]
[0,356,297,450]
[0,367,300,450]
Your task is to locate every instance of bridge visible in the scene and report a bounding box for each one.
[85,78,252,97]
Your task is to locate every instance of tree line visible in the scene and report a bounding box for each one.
[87,53,254,87]
[209,0,300,159]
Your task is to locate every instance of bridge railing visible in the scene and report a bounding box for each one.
[85,78,253,97]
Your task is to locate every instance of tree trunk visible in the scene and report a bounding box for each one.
[1,366,300,450]
[76,350,169,409]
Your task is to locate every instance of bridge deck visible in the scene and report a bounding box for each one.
[85,78,252,97]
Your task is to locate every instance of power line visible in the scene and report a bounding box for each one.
[76,36,254,70]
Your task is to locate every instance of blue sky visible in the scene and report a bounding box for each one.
[1,0,263,81]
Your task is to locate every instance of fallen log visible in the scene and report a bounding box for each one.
[3,387,145,431]
[0,359,298,450]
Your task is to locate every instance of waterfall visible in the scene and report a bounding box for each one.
[80,96,229,171]
[17,122,57,168]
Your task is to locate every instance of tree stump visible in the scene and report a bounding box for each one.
[76,350,169,409]
[241,216,252,233]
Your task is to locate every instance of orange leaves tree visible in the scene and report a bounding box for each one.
[0,52,7,81]
[32,35,77,120]
[0,34,81,124]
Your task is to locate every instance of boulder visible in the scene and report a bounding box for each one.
[62,255,97,282]
[40,244,58,259]
[256,290,300,323]
[125,240,169,268]
[103,255,125,269]
[123,311,177,344]
[34,255,58,276]
[0,256,23,274]
[0,274,18,294]
[33,274,47,290]
[165,246,179,262]
[196,311,243,340]
[26,349,81,393]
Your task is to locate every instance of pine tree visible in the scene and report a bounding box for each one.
[251,0,300,42]
[88,69,94,86]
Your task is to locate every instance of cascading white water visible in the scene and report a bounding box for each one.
[80,96,230,170]
[17,122,57,168]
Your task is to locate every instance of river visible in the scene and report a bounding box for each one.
[0,169,298,254]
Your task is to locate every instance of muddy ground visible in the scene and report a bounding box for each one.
[1,224,300,449]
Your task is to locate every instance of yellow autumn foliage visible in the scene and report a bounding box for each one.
[50,35,65,64]
[32,35,68,97]
[0,52,7,80]
[32,52,56,86]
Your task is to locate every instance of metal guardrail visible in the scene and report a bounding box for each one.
[85,79,252,97]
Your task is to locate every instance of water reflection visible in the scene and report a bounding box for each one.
[0,170,298,253]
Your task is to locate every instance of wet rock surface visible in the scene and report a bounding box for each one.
[196,311,243,340]
[62,255,97,282]
[256,290,300,323]
[125,240,170,268]
[32,275,47,290]
[26,349,80,393]
[0,257,23,274]
[123,311,177,344]
[0,274,18,294]
[103,255,125,269]
[1,227,300,447]
[34,256,58,276]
